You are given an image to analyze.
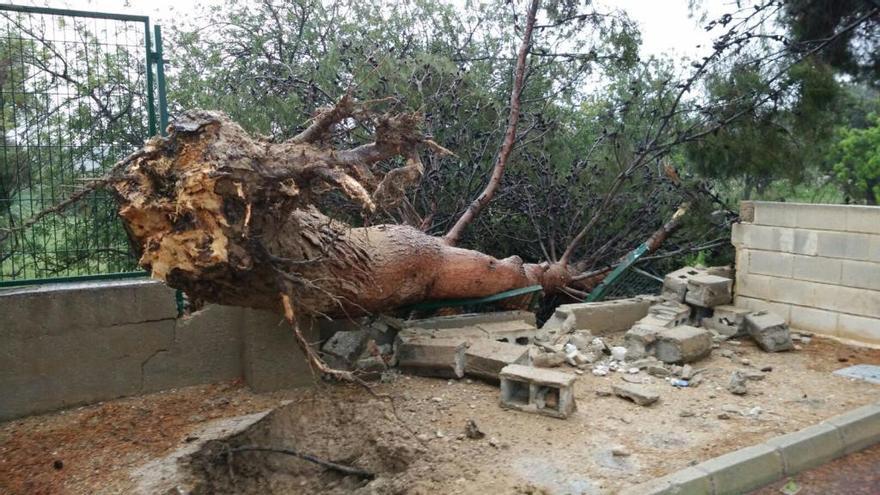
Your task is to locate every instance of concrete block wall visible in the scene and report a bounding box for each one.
[0,279,315,421]
[733,201,880,346]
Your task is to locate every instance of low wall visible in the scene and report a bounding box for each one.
[0,279,315,421]
[733,201,880,346]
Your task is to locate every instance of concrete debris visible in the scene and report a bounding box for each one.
[396,336,468,378]
[661,266,707,302]
[464,419,485,439]
[741,370,765,381]
[589,337,609,355]
[679,410,695,417]
[530,348,566,368]
[322,330,369,368]
[647,301,691,327]
[541,296,660,336]
[592,364,610,376]
[702,305,751,338]
[623,323,664,359]
[499,364,577,419]
[646,365,670,378]
[567,330,593,351]
[610,346,628,362]
[612,383,660,406]
[611,446,631,457]
[719,349,735,359]
[684,274,733,308]
[653,326,713,364]
[465,340,529,383]
[744,311,794,352]
[727,371,748,395]
[680,365,694,381]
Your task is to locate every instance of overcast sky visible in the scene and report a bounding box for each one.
[8,0,729,60]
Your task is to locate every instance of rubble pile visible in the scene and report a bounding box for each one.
[315,264,798,420]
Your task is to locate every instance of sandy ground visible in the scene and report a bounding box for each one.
[1,336,879,495]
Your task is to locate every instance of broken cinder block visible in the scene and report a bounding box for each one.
[465,340,529,383]
[661,266,706,302]
[499,364,576,419]
[702,305,750,338]
[623,323,665,360]
[684,274,733,308]
[612,383,659,406]
[321,330,369,369]
[653,325,713,364]
[647,300,691,327]
[745,311,794,352]
[395,335,469,378]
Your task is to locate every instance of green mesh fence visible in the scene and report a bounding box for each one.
[0,5,160,285]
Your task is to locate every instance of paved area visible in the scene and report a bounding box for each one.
[751,443,880,495]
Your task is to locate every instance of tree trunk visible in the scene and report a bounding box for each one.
[110,110,557,318]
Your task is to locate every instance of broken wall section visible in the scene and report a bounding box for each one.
[733,201,880,346]
[0,280,316,421]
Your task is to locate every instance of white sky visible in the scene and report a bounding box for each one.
[8,0,729,60]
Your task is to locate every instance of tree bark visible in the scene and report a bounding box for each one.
[109,110,555,318]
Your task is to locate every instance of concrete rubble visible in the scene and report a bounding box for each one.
[745,311,795,352]
[654,326,714,364]
[612,383,660,406]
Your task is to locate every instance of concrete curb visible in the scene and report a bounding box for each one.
[620,401,880,495]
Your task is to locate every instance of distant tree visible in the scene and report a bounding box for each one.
[828,113,880,204]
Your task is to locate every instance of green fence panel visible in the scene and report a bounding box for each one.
[0,5,166,286]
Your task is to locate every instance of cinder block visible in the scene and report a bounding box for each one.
[829,285,880,319]
[749,250,793,278]
[654,326,712,364]
[735,272,771,300]
[841,260,880,291]
[845,206,880,235]
[734,296,792,321]
[793,203,848,231]
[477,320,538,345]
[648,300,691,326]
[662,266,707,302]
[792,255,841,285]
[765,423,845,474]
[792,229,819,256]
[837,314,880,345]
[396,335,468,378]
[745,311,794,352]
[542,296,657,335]
[870,235,880,263]
[697,443,784,495]
[738,224,795,253]
[624,323,665,359]
[499,364,576,419]
[767,277,826,310]
[824,403,880,454]
[817,230,872,261]
[702,305,750,337]
[753,201,799,228]
[789,305,838,337]
[464,340,529,383]
[685,274,733,308]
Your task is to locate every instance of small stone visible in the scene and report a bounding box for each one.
[612,383,660,406]
[679,410,695,417]
[489,437,500,448]
[721,404,740,413]
[436,430,445,438]
[574,369,584,375]
[681,365,694,380]
[611,446,631,457]
[647,365,670,378]
[465,419,485,440]
[740,358,751,366]
[431,397,443,403]
[745,406,763,417]
[794,344,803,351]
[727,371,748,395]
[417,433,431,442]
[717,412,731,420]
[592,365,610,376]
[761,365,773,372]
[596,390,612,397]
[627,367,640,374]
[742,370,765,381]
[720,349,734,358]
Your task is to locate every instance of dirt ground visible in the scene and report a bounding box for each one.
[2,336,879,495]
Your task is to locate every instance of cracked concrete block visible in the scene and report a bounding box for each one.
[623,323,665,359]
[702,305,751,338]
[745,311,794,352]
[685,274,733,308]
[499,364,576,419]
[465,340,529,383]
[395,335,469,378]
[322,330,369,363]
[142,305,244,393]
[647,300,691,327]
[654,325,713,364]
[662,266,706,302]
[612,383,659,406]
[402,310,536,330]
[542,296,659,335]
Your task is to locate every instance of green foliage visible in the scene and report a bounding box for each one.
[828,113,880,205]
